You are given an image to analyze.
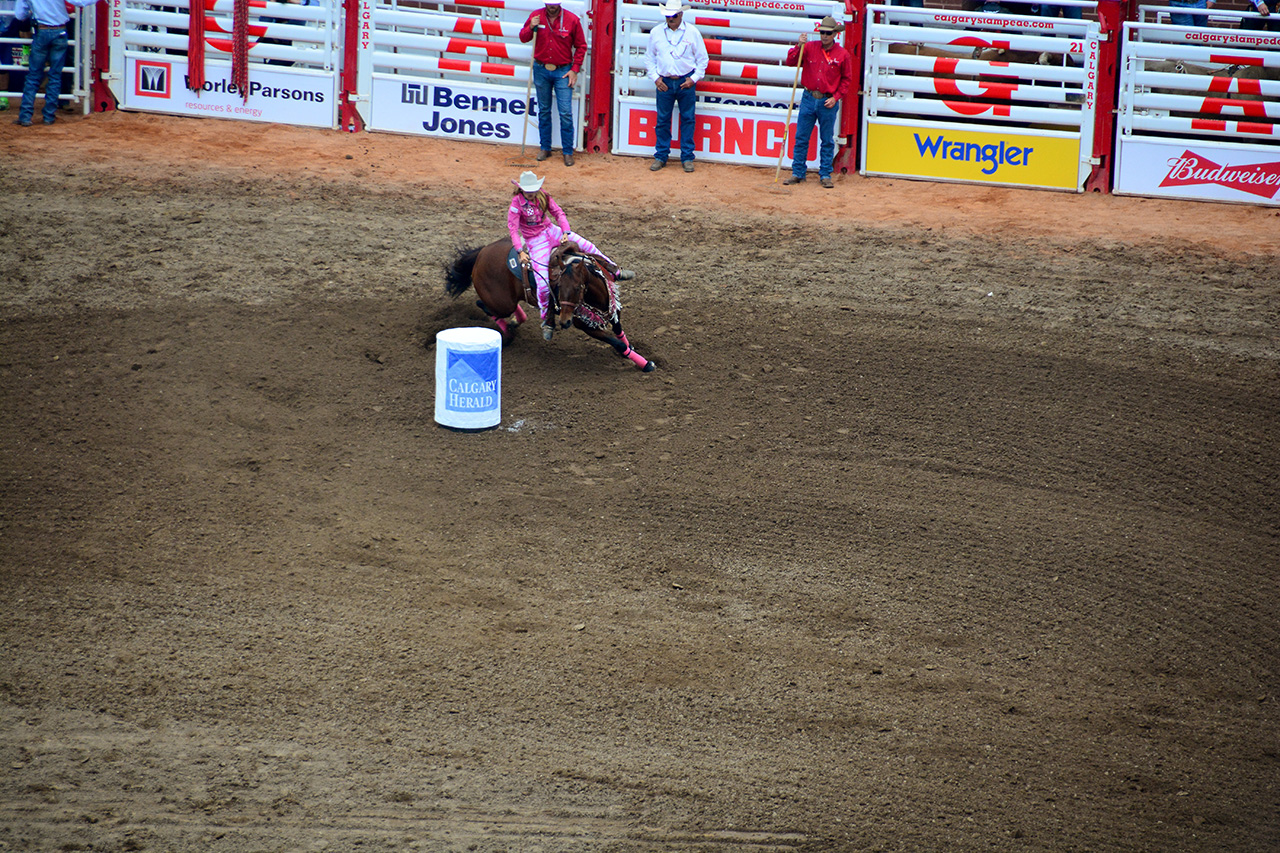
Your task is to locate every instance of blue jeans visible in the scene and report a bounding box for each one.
[20,26,69,124]
[654,75,696,164]
[533,63,574,153]
[1168,0,1207,26]
[791,91,838,180]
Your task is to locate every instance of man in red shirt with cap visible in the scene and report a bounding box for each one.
[520,1,587,167]
[782,16,853,189]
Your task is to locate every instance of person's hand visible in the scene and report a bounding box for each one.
[799,32,808,44]
[567,70,578,88]
[531,14,540,27]
[519,250,530,264]
[825,96,837,109]
[655,78,668,92]
[559,234,569,245]
[679,78,694,90]
[1261,3,1271,16]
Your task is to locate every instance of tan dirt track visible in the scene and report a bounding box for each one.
[2,111,1279,853]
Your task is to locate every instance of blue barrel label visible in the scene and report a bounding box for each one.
[445,349,499,412]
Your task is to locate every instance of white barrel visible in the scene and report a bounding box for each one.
[434,327,502,431]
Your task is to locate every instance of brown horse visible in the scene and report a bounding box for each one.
[444,238,655,372]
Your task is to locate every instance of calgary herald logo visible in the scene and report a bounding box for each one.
[1160,150,1280,199]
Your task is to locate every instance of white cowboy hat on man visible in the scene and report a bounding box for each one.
[515,171,545,192]
[658,0,689,17]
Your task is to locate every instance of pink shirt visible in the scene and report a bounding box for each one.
[507,194,571,250]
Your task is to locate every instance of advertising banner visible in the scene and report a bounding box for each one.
[370,76,574,145]
[122,56,337,126]
[614,101,819,167]
[865,122,1081,190]
[1114,139,1280,204]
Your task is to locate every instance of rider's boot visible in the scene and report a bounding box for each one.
[613,265,636,281]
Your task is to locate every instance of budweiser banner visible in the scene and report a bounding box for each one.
[1115,139,1280,206]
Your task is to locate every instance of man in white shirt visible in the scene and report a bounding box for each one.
[644,0,708,173]
[12,0,102,126]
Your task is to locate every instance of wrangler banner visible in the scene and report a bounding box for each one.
[864,122,1080,190]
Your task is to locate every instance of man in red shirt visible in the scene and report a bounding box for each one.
[782,16,853,189]
[520,0,587,167]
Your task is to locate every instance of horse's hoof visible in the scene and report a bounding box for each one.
[642,361,657,373]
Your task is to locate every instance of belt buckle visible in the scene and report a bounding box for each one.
[544,63,558,71]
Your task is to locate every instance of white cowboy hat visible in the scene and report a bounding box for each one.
[515,171,545,192]
[659,0,689,16]
[543,0,562,5]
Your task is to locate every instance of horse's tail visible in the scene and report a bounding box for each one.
[444,245,483,297]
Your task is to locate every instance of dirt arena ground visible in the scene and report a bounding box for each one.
[2,111,1278,853]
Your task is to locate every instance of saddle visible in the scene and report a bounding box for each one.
[506,245,537,306]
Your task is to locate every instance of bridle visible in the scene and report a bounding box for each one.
[549,251,594,317]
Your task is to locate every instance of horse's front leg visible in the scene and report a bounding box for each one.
[576,320,656,372]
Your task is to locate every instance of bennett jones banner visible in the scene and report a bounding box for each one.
[864,122,1082,191]
[1115,139,1280,206]
[370,77,577,145]
[123,56,336,128]
[614,102,821,168]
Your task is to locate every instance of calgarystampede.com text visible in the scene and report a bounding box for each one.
[718,0,807,11]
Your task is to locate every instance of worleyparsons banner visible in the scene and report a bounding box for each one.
[864,123,1082,191]
[122,57,337,128]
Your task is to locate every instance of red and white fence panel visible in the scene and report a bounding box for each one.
[104,0,342,127]
[1114,8,1280,205]
[860,2,1103,192]
[350,0,590,147]
[611,0,852,168]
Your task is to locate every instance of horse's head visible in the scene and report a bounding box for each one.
[548,242,592,331]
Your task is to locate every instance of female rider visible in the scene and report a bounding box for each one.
[507,171,634,334]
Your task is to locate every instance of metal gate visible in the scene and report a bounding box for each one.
[351,0,591,148]
[861,2,1103,192]
[105,0,342,128]
[1114,6,1280,205]
[612,0,850,168]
